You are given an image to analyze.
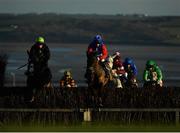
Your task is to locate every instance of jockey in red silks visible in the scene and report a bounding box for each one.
[87,34,108,62]
[112,51,126,76]
[85,35,109,78]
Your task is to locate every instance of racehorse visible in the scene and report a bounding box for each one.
[26,61,55,106]
[85,52,118,107]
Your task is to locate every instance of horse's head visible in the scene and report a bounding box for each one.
[86,53,96,83]
[106,56,114,69]
[87,51,99,68]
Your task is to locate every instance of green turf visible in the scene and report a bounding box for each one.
[1,122,180,132]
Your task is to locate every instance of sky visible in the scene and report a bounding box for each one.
[0,0,180,16]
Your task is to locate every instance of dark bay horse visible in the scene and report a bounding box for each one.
[85,52,118,107]
[26,63,55,106]
[86,54,118,89]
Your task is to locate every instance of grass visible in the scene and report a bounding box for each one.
[1,122,180,132]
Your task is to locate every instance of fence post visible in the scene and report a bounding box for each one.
[83,108,91,122]
[176,111,179,126]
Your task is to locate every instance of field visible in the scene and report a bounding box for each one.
[1,123,180,132]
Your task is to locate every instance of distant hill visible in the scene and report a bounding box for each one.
[0,13,180,45]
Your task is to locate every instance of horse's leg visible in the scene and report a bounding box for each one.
[86,86,94,108]
[93,89,99,108]
[98,90,103,107]
[43,81,55,107]
[45,87,50,107]
[29,80,38,103]
[26,74,35,102]
[89,86,99,108]
[49,82,56,107]
[116,78,123,88]
[97,84,104,107]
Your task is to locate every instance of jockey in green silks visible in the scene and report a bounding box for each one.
[143,60,163,87]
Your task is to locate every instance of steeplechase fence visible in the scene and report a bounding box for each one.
[0,108,179,125]
[0,86,180,126]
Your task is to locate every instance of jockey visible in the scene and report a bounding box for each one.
[60,70,77,88]
[26,36,50,74]
[25,36,51,102]
[86,34,109,78]
[143,60,163,87]
[123,57,138,86]
[112,52,126,87]
[87,34,108,62]
[112,51,126,76]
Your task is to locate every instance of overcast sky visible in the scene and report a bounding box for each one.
[0,0,180,16]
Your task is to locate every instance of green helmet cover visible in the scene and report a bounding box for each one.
[36,36,45,43]
[146,60,156,67]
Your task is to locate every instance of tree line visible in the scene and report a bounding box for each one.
[0,13,180,44]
